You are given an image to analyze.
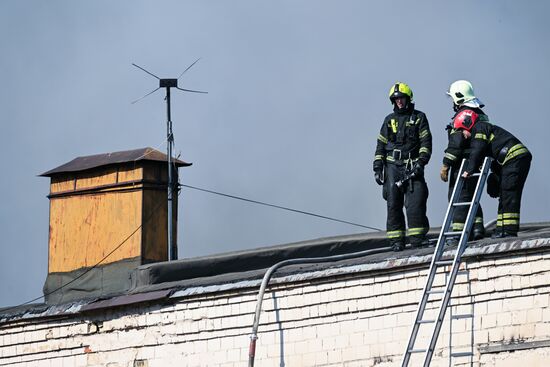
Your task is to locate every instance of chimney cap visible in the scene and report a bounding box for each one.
[40,147,191,177]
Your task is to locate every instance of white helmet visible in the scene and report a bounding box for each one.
[447,80,484,108]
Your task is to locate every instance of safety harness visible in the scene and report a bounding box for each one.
[385,113,422,166]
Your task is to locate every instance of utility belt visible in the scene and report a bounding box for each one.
[386,149,419,165]
[496,143,529,165]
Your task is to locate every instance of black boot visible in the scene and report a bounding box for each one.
[410,236,430,249]
[391,241,405,252]
[491,228,503,239]
[491,230,517,239]
[472,225,485,241]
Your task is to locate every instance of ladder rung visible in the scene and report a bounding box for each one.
[435,260,453,266]
[451,352,473,358]
[427,289,445,294]
[452,314,473,320]
[444,231,462,236]
[470,172,481,177]
[417,319,435,324]
[408,349,427,354]
[452,202,471,207]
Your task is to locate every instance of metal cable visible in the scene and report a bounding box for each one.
[180,184,382,232]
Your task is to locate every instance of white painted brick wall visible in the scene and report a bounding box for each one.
[2,251,550,366]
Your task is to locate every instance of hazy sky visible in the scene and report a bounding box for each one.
[1,1,549,308]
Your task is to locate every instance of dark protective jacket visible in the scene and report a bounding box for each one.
[373,103,432,172]
[443,106,484,168]
[443,125,469,168]
[457,108,531,236]
[443,110,484,234]
[465,114,530,173]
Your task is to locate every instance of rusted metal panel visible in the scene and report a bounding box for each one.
[40,147,191,177]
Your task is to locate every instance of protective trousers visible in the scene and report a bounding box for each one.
[448,166,484,234]
[383,163,429,246]
[496,153,532,235]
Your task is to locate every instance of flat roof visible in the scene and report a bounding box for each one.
[2,222,550,324]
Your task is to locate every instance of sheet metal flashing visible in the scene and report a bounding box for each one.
[0,290,173,325]
[40,147,191,177]
[80,289,173,312]
[0,300,91,325]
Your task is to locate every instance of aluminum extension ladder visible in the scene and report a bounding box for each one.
[400,157,493,367]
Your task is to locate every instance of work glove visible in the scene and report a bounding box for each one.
[412,163,424,178]
[374,170,384,186]
[440,164,449,182]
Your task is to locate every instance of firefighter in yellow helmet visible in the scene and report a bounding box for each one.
[373,82,432,251]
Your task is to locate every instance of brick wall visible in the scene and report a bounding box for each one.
[1,248,550,366]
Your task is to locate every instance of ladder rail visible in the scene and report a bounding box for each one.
[432,159,468,261]
[400,159,468,367]
[400,157,492,367]
[449,265,474,367]
[421,157,492,366]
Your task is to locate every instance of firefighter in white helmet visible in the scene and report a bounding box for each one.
[441,80,486,242]
[448,80,532,238]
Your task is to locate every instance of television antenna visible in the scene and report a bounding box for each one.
[132,59,207,261]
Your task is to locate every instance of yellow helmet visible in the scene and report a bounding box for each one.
[389,82,413,104]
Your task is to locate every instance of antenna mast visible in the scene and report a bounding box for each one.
[163,79,177,261]
[132,61,206,261]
